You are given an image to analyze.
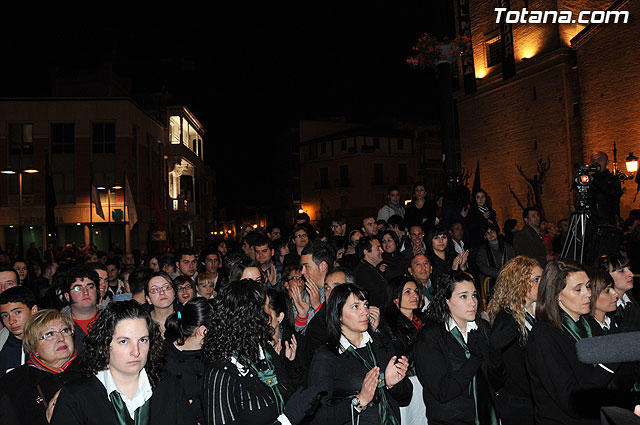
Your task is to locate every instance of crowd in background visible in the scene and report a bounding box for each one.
[1,172,640,424]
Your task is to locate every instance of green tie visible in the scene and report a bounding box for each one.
[108,391,150,425]
[346,343,400,425]
[450,326,499,425]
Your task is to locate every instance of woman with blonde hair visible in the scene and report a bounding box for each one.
[0,309,81,425]
[487,255,542,425]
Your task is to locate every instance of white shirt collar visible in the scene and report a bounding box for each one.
[453,239,465,254]
[446,317,477,343]
[616,293,631,307]
[596,315,612,330]
[338,331,372,354]
[229,346,266,376]
[96,368,153,420]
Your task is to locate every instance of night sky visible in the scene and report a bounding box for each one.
[1,1,454,214]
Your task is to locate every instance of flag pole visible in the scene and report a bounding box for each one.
[89,162,93,248]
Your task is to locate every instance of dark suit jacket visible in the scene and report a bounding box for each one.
[51,373,196,425]
[353,260,388,308]
[513,225,547,267]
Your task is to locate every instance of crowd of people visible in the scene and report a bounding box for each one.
[0,166,640,424]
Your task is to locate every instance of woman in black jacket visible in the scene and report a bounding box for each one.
[51,300,196,425]
[414,272,500,425]
[426,224,469,284]
[378,230,411,281]
[308,283,411,425]
[164,298,213,424]
[487,256,542,425]
[464,189,498,252]
[202,280,322,425]
[381,275,427,425]
[526,260,618,425]
[0,309,82,425]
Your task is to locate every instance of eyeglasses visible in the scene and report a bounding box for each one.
[287,276,303,282]
[176,285,193,292]
[40,327,74,341]
[71,283,96,292]
[294,234,308,239]
[149,285,173,294]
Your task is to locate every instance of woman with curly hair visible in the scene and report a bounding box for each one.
[487,256,542,425]
[415,272,499,425]
[202,279,321,425]
[526,259,618,425]
[50,300,195,425]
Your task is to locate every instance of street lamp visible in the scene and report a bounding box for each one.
[97,184,123,250]
[1,167,39,254]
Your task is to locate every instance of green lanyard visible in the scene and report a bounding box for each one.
[109,391,150,425]
[237,349,286,415]
[449,326,499,425]
[346,342,399,425]
[561,311,592,342]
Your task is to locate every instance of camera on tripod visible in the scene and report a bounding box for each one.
[573,163,601,194]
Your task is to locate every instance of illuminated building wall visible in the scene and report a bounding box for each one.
[455,0,626,227]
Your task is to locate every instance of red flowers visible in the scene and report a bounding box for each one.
[407,34,473,70]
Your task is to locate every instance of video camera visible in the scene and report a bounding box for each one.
[574,163,601,194]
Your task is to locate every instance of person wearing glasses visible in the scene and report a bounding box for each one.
[0,309,82,425]
[50,300,196,425]
[0,286,38,377]
[61,266,103,354]
[283,226,309,268]
[174,276,195,306]
[144,272,178,337]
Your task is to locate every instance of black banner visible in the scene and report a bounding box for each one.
[457,0,477,94]
[498,0,516,79]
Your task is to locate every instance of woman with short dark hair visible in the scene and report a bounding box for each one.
[308,283,411,424]
[51,300,196,425]
[527,259,619,425]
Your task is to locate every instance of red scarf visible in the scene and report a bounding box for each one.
[411,314,423,330]
[27,350,77,374]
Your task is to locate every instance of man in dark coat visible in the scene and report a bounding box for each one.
[513,207,549,267]
[353,236,388,308]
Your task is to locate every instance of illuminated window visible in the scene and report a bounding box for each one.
[169,116,181,144]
